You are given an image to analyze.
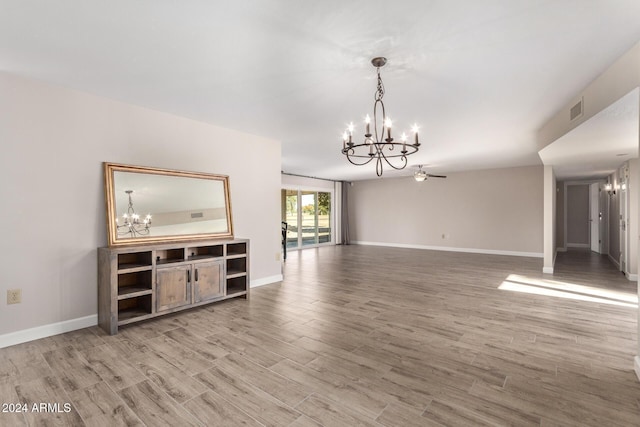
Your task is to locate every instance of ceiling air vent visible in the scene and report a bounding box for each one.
[570,97,583,121]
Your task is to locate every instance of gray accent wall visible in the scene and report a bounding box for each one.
[348,166,543,255]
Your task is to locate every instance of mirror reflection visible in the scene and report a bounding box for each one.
[105,163,233,246]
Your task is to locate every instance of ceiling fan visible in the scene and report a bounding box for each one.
[414,165,447,182]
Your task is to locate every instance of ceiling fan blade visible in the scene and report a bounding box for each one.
[427,174,447,178]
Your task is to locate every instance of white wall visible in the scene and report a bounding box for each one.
[556,181,565,250]
[543,166,556,273]
[608,170,622,266]
[0,72,282,338]
[628,159,639,279]
[349,166,543,256]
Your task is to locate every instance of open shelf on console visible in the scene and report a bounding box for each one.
[156,248,185,265]
[187,244,224,260]
[226,257,247,277]
[227,276,247,295]
[117,270,152,300]
[117,295,152,323]
[227,242,247,257]
[118,251,152,271]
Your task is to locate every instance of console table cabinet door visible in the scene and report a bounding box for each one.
[157,265,191,312]
[194,261,224,303]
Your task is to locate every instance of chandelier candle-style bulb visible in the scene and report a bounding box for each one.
[412,124,420,146]
[401,133,407,153]
[385,118,393,141]
[348,122,354,144]
[365,115,371,136]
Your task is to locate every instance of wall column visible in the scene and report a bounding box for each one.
[543,166,556,274]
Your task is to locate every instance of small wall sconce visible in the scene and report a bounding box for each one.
[605,183,615,196]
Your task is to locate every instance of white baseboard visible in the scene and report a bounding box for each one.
[251,274,283,288]
[635,356,640,382]
[556,247,567,252]
[0,314,97,349]
[352,241,543,258]
[543,267,554,274]
[0,275,283,349]
[609,254,621,269]
[626,273,638,282]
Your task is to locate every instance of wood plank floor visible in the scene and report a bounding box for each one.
[1,246,639,426]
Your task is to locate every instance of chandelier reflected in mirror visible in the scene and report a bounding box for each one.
[116,190,152,236]
[341,57,420,177]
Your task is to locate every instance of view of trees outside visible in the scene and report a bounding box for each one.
[317,192,331,243]
[283,190,331,247]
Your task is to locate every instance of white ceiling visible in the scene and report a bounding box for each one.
[1,1,639,181]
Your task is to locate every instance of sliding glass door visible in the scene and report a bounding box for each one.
[282,189,332,249]
[318,191,331,244]
[301,191,318,246]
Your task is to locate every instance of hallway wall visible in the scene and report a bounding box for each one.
[556,182,565,250]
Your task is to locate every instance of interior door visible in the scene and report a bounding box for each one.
[589,183,600,253]
[193,260,224,303]
[156,265,191,312]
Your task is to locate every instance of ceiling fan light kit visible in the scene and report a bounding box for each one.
[414,165,447,182]
[341,57,420,177]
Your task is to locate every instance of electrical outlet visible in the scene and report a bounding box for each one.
[7,289,21,305]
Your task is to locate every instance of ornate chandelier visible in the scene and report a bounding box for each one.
[341,57,420,177]
[116,190,152,236]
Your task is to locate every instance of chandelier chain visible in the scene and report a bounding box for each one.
[375,67,385,102]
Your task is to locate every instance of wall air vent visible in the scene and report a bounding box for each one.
[570,97,583,121]
[191,212,203,218]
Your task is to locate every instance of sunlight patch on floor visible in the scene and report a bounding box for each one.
[498,274,638,308]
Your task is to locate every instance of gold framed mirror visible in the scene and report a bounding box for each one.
[104,162,233,246]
